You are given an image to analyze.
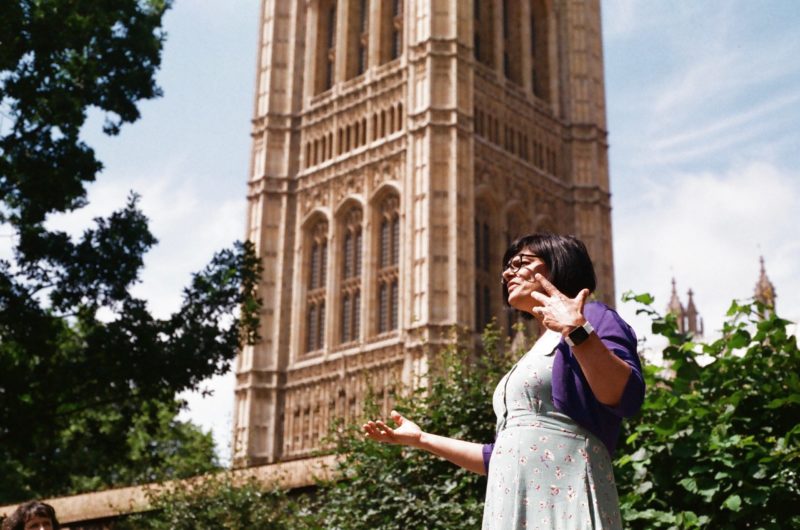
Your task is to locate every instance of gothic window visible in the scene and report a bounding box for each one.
[474,205,494,331]
[473,0,494,67]
[502,0,522,84]
[346,0,368,79]
[340,207,363,344]
[380,0,404,63]
[395,103,403,132]
[316,0,338,94]
[358,0,369,75]
[390,0,403,60]
[361,117,367,145]
[530,0,551,101]
[306,219,328,353]
[377,194,400,334]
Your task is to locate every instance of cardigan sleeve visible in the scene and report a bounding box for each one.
[587,303,645,418]
[482,443,495,474]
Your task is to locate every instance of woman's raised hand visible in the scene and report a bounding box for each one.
[362,410,422,447]
[530,273,590,335]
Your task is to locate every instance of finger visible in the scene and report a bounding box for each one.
[575,288,590,308]
[375,420,395,435]
[531,291,550,304]
[390,410,403,425]
[362,422,379,435]
[534,273,562,297]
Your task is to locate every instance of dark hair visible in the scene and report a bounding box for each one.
[2,501,59,530]
[501,233,597,299]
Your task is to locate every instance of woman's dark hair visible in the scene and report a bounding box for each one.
[502,233,597,299]
[2,501,59,530]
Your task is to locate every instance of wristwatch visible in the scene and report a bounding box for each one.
[565,320,594,348]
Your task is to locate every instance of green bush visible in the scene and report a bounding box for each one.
[616,294,800,529]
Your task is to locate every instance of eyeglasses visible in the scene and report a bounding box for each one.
[504,253,539,274]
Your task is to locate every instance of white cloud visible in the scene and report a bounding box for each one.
[614,161,800,343]
[178,372,235,466]
[44,161,246,318]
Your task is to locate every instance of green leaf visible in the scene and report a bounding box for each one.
[722,494,742,512]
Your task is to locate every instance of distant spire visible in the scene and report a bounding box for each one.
[665,278,703,337]
[666,278,684,316]
[684,289,703,337]
[754,256,776,312]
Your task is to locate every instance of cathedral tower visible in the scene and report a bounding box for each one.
[233,0,615,466]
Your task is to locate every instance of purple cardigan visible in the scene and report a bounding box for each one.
[482,301,644,472]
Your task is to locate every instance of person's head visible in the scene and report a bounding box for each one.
[501,233,596,313]
[1,501,59,530]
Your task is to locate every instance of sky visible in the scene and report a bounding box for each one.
[13,1,800,463]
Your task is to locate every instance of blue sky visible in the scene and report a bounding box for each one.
[23,1,800,462]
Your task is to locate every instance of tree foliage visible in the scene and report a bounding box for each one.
[615,294,800,529]
[0,0,261,503]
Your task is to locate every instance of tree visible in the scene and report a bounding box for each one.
[0,0,261,503]
[615,294,800,529]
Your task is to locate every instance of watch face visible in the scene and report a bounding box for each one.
[569,327,590,344]
[567,322,593,347]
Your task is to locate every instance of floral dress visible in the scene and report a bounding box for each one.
[482,330,623,530]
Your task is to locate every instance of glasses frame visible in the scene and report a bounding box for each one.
[504,253,540,275]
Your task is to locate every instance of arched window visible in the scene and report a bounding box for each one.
[396,103,404,132]
[502,0,522,84]
[340,206,363,344]
[361,117,367,145]
[316,0,338,94]
[391,0,403,59]
[377,194,400,333]
[380,0,404,63]
[530,0,551,101]
[306,219,329,353]
[473,0,494,67]
[345,0,369,79]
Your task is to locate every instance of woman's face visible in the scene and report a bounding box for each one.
[502,249,550,313]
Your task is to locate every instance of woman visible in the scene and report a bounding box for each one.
[362,233,644,529]
[2,501,59,530]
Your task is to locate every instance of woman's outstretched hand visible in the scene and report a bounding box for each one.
[362,410,422,447]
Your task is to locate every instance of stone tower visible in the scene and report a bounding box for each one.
[233,0,615,466]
